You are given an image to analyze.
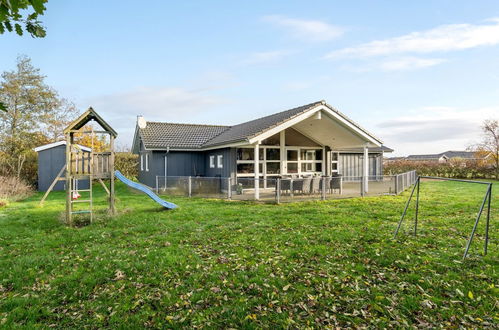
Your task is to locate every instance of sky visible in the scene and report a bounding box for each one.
[2,0,499,156]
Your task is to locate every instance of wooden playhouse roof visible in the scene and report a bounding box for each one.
[63,107,118,137]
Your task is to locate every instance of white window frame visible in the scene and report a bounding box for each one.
[140,154,144,171]
[145,153,149,172]
[217,155,223,168]
[209,155,215,168]
[299,148,323,175]
[331,151,339,174]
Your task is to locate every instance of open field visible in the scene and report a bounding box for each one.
[0,179,497,328]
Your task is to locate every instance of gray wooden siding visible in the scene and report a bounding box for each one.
[37,145,90,191]
[339,153,382,178]
[204,148,236,178]
[138,149,206,188]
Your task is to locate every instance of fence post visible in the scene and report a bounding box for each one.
[321,176,326,200]
[227,177,232,200]
[395,174,399,195]
[276,178,281,204]
[361,176,365,197]
[290,179,294,198]
[188,176,192,197]
[155,175,159,193]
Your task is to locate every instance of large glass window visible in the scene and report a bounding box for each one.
[288,163,298,173]
[266,162,280,174]
[287,150,298,161]
[266,148,280,161]
[237,148,254,161]
[237,163,254,174]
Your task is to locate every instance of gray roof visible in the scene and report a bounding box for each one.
[406,154,446,160]
[138,122,229,149]
[441,151,481,159]
[136,100,383,150]
[337,146,394,153]
[204,101,324,147]
[406,150,484,160]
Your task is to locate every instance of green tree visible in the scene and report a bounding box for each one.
[0,55,77,182]
[0,0,47,38]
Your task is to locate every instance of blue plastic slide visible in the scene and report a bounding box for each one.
[114,170,178,209]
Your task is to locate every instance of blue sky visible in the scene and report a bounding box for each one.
[2,1,499,155]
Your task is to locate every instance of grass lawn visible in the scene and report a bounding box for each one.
[0,179,497,328]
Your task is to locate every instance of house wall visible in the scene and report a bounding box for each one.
[338,153,383,179]
[204,148,236,178]
[37,145,90,192]
[137,146,238,188]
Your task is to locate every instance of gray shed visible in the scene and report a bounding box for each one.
[34,141,91,192]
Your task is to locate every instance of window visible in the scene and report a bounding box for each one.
[266,162,280,174]
[140,154,144,171]
[299,149,323,174]
[145,154,149,172]
[266,148,280,161]
[237,163,254,174]
[287,163,298,173]
[237,148,254,161]
[217,155,223,168]
[331,152,339,174]
[209,155,215,168]
[287,150,298,161]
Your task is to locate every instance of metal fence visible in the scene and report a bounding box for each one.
[155,170,417,203]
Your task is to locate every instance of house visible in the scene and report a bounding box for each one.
[34,141,91,191]
[406,153,449,163]
[405,151,488,163]
[132,100,393,198]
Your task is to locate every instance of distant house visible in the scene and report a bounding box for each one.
[132,101,393,195]
[400,151,489,163]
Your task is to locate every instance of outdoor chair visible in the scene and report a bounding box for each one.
[300,177,312,194]
[321,177,331,194]
[331,176,342,194]
[311,176,321,193]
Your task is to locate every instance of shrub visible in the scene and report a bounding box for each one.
[384,160,496,179]
[0,176,34,202]
[115,152,138,180]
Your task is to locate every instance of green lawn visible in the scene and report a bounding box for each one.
[0,180,497,328]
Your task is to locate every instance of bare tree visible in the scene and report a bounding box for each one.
[472,120,499,179]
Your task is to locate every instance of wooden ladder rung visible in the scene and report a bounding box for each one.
[71,199,92,203]
[74,189,91,192]
[70,210,91,214]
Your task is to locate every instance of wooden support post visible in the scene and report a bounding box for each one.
[280,130,286,176]
[363,145,369,194]
[98,178,110,196]
[254,143,260,200]
[109,135,115,215]
[65,134,72,226]
[40,165,66,205]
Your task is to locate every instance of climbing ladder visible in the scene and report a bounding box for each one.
[68,174,93,223]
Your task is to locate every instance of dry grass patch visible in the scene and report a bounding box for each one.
[0,176,33,201]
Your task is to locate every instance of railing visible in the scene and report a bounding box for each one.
[68,151,111,176]
[154,170,417,203]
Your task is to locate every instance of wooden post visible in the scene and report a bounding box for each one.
[363,145,369,194]
[280,130,286,175]
[65,133,72,226]
[109,135,115,215]
[254,143,260,200]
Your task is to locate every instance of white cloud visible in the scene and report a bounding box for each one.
[263,15,344,42]
[241,50,292,65]
[83,86,229,146]
[326,18,499,59]
[379,57,446,71]
[375,106,499,156]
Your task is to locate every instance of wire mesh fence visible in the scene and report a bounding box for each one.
[155,170,417,203]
